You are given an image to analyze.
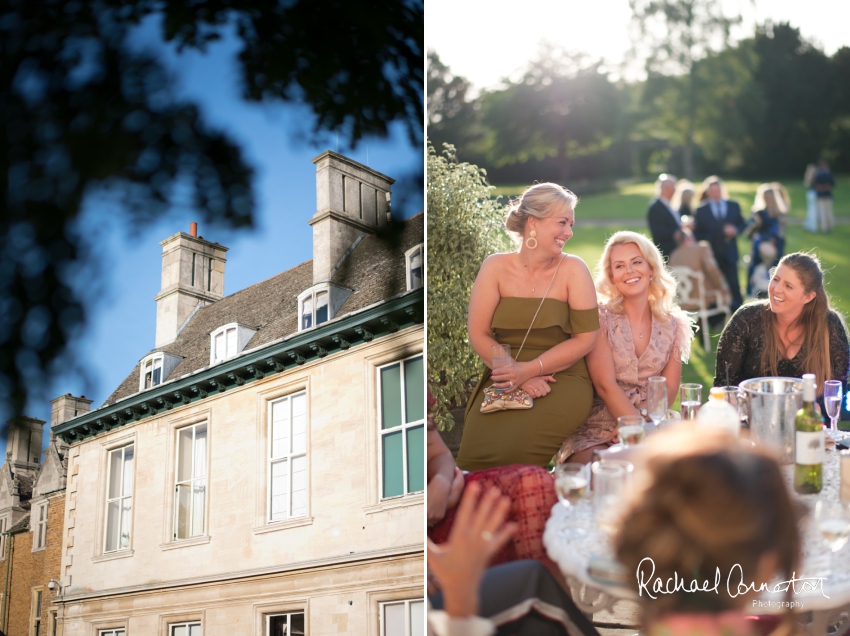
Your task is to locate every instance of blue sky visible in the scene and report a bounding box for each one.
[14,18,423,456]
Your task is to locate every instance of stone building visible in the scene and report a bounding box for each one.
[51,152,425,636]
[0,395,91,636]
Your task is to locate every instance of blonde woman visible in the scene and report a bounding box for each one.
[456,183,600,470]
[745,183,788,296]
[558,231,694,463]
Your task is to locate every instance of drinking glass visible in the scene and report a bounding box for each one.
[824,380,843,433]
[680,383,703,420]
[815,500,850,575]
[554,463,589,538]
[593,463,626,535]
[491,344,512,394]
[617,415,646,447]
[646,376,667,434]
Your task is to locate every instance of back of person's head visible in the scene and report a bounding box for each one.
[762,252,837,388]
[504,183,578,242]
[752,184,787,215]
[615,427,798,620]
[596,231,678,320]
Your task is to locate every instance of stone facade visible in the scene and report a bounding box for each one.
[52,153,425,636]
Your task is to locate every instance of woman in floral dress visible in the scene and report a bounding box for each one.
[558,231,695,463]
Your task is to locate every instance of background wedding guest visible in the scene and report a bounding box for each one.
[647,173,683,260]
[457,183,599,470]
[671,178,696,219]
[745,183,787,296]
[614,426,799,636]
[558,232,694,463]
[714,252,850,396]
[803,163,819,232]
[814,159,835,232]
[668,230,731,313]
[694,176,747,312]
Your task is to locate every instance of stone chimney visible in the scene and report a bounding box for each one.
[50,394,92,428]
[5,416,45,474]
[310,151,394,284]
[154,225,228,348]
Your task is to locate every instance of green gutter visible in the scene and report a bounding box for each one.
[53,289,423,443]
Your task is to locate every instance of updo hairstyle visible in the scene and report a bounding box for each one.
[504,183,578,243]
[615,427,799,620]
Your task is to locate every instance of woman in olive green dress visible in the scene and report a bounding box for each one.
[456,183,600,470]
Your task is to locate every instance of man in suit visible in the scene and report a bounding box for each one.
[694,176,747,313]
[647,173,683,260]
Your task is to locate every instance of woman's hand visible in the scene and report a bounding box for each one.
[428,472,453,525]
[446,467,465,511]
[490,360,538,390]
[521,375,557,399]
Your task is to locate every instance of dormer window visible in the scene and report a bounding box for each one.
[405,244,423,291]
[139,352,183,392]
[297,284,352,332]
[209,323,257,365]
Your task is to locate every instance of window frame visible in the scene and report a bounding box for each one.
[377,354,425,501]
[173,422,208,541]
[141,353,164,390]
[98,630,125,636]
[379,598,424,636]
[169,622,202,636]
[103,444,135,554]
[404,244,423,291]
[297,285,331,332]
[0,515,8,559]
[265,611,306,636]
[30,587,44,636]
[267,391,309,523]
[32,500,48,552]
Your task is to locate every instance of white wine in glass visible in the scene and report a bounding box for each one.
[647,376,667,433]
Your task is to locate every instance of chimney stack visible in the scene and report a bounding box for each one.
[50,394,92,429]
[310,151,394,284]
[5,416,45,474]
[154,232,228,347]
[190,222,198,237]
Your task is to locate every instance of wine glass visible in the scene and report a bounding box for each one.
[824,380,843,433]
[617,415,645,447]
[646,376,667,434]
[592,463,626,535]
[554,463,589,538]
[680,383,703,420]
[815,500,850,575]
[491,344,512,394]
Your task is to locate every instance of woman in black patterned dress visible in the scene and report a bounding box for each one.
[714,252,849,395]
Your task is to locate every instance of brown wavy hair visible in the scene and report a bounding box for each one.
[761,252,834,392]
[615,427,799,621]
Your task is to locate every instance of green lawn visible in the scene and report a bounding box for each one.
[492,179,850,406]
[491,175,850,222]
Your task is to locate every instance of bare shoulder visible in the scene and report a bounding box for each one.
[561,254,592,278]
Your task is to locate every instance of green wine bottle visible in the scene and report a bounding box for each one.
[794,373,824,494]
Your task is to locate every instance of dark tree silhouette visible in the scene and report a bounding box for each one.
[0,0,423,420]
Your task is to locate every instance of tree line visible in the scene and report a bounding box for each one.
[428,22,850,185]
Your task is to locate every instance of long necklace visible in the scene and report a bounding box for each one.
[630,310,651,339]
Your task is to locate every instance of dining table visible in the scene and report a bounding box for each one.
[543,434,850,636]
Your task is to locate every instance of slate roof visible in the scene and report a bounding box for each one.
[105,214,423,406]
[9,516,29,534]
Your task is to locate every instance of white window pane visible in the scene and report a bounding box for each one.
[315,291,328,325]
[383,603,405,636]
[410,600,424,636]
[171,626,187,636]
[292,393,306,417]
[193,426,207,479]
[291,456,307,517]
[301,296,313,329]
[122,446,134,495]
[152,358,162,386]
[271,460,288,519]
[106,501,120,552]
[120,497,132,549]
[108,449,123,499]
[177,428,194,482]
[215,332,224,362]
[189,626,201,636]
[271,402,289,459]
[226,328,236,359]
[191,484,206,536]
[291,394,306,453]
[176,484,191,539]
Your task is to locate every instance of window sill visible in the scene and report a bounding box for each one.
[32,545,46,553]
[159,535,211,551]
[252,516,314,535]
[92,549,135,563]
[364,492,424,515]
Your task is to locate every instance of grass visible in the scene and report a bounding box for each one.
[491,175,850,222]
[492,178,850,405]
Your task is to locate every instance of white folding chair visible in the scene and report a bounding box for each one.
[670,265,731,352]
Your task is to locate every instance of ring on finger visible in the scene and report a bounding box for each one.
[481,530,494,541]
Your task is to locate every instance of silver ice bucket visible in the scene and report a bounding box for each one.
[738,377,803,464]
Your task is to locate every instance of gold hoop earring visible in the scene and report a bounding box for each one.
[526,230,538,250]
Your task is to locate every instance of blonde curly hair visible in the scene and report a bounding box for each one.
[595,231,678,320]
[504,182,578,244]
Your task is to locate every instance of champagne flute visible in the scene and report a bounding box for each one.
[592,463,626,535]
[815,500,850,575]
[554,463,589,538]
[491,344,512,394]
[617,415,645,447]
[824,380,843,433]
[680,383,703,420]
[647,376,667,434]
